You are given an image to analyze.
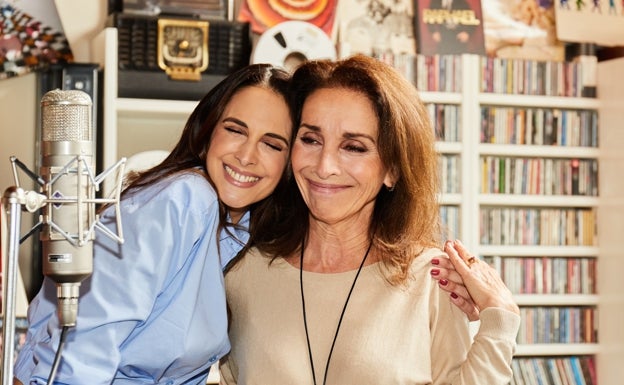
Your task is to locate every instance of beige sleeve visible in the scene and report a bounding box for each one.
[429,287,520,385]
[460,308,521,384]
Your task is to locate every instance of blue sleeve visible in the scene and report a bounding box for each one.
[14,174,225,384]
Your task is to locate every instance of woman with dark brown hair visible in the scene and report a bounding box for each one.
[14,64,294,385]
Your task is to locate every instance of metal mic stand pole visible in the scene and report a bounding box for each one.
[0,155,126,385]
[1,187,24,385]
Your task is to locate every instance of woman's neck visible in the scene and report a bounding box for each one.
[228,208,246,224]
[296,221,377,273]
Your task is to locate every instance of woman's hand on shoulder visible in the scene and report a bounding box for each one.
[430,251,480,321]
[430,240,519,319]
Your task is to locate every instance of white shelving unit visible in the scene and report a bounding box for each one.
[422,55,607,381]
[91,32,623,381]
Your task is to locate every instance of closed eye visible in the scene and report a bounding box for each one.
[299,135,320,145]
[344,143,367,153]
[264,141,285,152]
[224,126,245,135]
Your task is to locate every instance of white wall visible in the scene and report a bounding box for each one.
[0,73,39,299]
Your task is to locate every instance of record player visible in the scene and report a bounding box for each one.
[108,0,251,100]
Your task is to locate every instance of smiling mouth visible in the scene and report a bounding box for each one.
[225,165,260,183]
[307,179,348,193]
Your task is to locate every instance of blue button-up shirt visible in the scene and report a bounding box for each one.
[14,171,249,384]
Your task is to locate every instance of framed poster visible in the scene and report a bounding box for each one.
[238,0,338,35]
[414,0,486,56]
[482,0,564,61]
[333,0,416,57]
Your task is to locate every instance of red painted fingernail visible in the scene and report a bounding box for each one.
[450,292,458,299]
[431,258,440,265]
[439,279,448,286]
[430,268,440,276]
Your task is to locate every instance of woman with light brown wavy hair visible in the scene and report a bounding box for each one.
[221,55,520,385]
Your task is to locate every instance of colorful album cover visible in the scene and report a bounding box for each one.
[333,0,416,57]
[482,0,564,61]
[414,0,486,56]
[238,0,338,36]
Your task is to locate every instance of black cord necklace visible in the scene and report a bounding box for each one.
[300,240,373,385]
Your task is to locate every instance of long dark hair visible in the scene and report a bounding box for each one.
[253,55,441,284]
[123,64,294,245]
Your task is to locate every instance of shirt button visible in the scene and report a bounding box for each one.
[209,355,218,363]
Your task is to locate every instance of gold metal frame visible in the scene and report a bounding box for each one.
[157,18,209,81]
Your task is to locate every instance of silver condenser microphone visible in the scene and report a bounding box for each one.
[40,89,96,327]
[2,89,126,383]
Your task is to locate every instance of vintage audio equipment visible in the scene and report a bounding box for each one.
[108,13,251,100]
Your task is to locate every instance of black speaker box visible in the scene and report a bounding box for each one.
[108,13,251,100]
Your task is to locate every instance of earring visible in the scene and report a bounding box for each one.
[387,184,395,192]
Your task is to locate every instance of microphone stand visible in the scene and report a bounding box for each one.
[2,187,25,384]
[1,156,126,385]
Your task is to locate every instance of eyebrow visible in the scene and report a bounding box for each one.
[265,132,291,147]
[299,123,377,143]
[224,117,290,147]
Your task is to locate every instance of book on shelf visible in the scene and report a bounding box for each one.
[517,307,596,344]
[479,207,596,247]
[479,57,595,97]
[483,256,597,295]
[480,107,599,147]
[545,358,564,385]
[511,356,595,385]
[479,157,598,197]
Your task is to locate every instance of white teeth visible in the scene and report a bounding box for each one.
[225,165,259,183]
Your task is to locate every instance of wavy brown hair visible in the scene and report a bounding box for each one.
[122,63,294,249]
[252,55,442,284]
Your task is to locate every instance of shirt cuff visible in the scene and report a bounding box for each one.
[477,307,521,341]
